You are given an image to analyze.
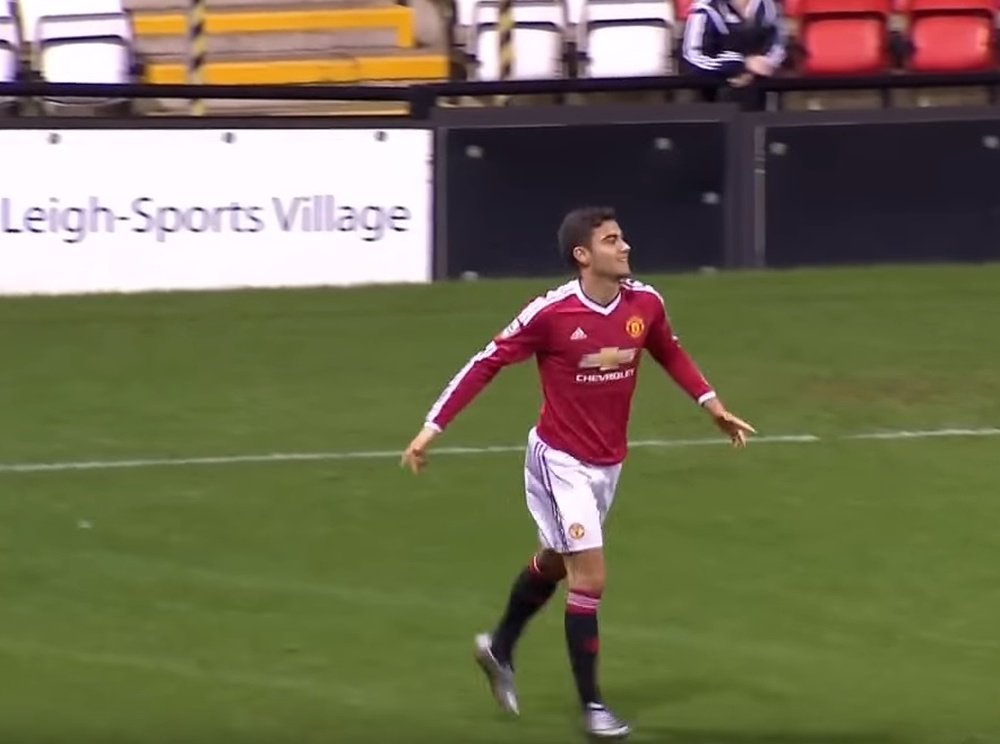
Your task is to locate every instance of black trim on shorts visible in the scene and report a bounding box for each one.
[533,438,569,553]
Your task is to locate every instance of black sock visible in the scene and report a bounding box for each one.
[565,588,602,708]
[491,556,558,666]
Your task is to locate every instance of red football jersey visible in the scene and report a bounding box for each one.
[425,278,716,465]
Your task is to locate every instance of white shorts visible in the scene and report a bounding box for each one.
[524,427,623,554]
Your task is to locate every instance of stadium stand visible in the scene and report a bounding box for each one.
[457,0,999,102]
[468,0,567,79]
[129,3,444,81]
[578,0,676,77]
[793,0,894,74]
[5,0,448,114]
[458,0,674,79]
[126,0,448,112]
[902,0,996,71]
[889,0,998,105]
[777,0,998,106]
[36,13,136,82]
[0,0,998,114]
[9,0,137,113]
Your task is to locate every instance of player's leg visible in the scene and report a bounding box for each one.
[563,546,606,704]
[473,436,569,716]
[533,438,630,738]
[491,437,573,666]
[489,548,566,667]
[564,544,634,737]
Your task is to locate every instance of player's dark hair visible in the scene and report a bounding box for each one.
[557,206,617,270]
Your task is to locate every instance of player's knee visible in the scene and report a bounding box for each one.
[571,572,605,596]
[536,549,567,582]
[564,549,606,595]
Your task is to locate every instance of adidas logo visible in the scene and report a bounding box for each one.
[570,327,587,341]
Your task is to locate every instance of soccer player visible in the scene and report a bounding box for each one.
[401,206,755,739]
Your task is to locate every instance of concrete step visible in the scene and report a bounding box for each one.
[143,48,448,83]
[135,28,398,56]
[144,45,431,62]
[145,93,474,115]
[132,6,416,47]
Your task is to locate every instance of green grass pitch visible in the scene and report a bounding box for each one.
[0,263,999,744]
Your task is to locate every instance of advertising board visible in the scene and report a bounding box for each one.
[0,128,432,295]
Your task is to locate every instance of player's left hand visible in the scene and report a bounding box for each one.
[704,399,757,448]
[714,410,757,448]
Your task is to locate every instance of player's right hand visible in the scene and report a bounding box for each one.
[401,425,439,474]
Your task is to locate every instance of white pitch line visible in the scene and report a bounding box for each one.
[0,427,997,475]
[845,427,1000,440]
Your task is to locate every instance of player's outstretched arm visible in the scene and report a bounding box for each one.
[657,339,758,448]
[401,306,544,475]
[643,292,756,448]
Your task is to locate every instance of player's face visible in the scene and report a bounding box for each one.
[580,220,631,280]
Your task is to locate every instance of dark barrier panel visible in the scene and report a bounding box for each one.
[760,116,1000,267]
[9,107,1000,280]
[438,106,734,279]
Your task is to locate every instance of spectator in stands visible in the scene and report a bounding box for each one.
[681,0,786,107]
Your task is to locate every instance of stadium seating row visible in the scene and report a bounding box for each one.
[130,3,446,85]
[0,0,447,94]
[456,0,999,79]
[0,0,996,114]
[791,0,996,74]
[460,0,677,78]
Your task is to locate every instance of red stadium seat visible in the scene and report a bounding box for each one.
[902,0,997,71]
[802,0,892,17]
[900,0,993,13]
[673,0,693,19]
[783,0,805,16]
[797,0,893,74]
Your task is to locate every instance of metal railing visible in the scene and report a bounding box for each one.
[4,70,1000,117]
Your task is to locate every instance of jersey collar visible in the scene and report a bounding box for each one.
[574,279,621,316]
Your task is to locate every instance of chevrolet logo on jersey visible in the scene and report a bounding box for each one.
[578,347,637,371]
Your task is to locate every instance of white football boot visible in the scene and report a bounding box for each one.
[584,702,632,739]
[473,633,520,715]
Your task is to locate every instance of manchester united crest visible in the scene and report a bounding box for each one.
[568,523,586,540]
[625,316,645,339]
